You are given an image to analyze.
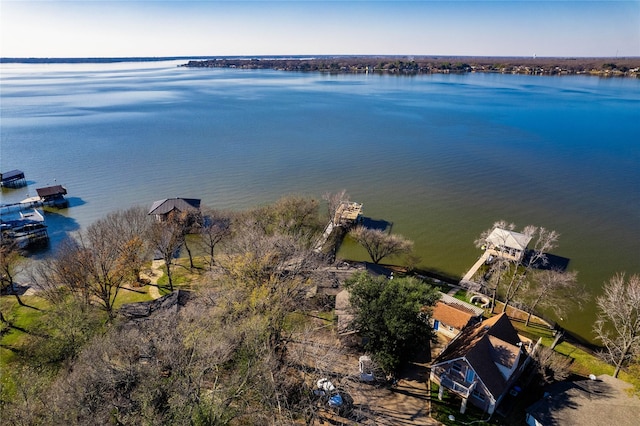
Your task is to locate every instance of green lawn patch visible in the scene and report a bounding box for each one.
[112,286,154,309]
[156,259,204,291]
[1,296,50,365]
[453,290,469,302]
[429,383,497,425]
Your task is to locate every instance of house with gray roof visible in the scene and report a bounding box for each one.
[148,198,201,222]
[485,228,532,262]
[430,313,532,415]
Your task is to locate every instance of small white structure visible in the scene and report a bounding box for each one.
[359,355,375,382]
[485,228,532,261]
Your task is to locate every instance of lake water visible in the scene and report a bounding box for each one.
[1,60,639,341]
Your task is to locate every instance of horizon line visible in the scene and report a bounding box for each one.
[2,55,639,63]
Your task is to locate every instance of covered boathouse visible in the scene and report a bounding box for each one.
[35,185,69,208]
[0,170,27,188]
[148,198,201,222]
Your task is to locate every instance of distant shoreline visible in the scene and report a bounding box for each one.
[2,56,639,78]
[182,56,640,78]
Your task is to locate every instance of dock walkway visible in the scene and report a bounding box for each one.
[313,221,335,253]
[461,251,490,282]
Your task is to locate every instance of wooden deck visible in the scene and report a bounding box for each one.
[461,251,491,282]
[333,201,362,225]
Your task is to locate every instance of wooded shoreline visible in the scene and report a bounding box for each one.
[183,56,640,78]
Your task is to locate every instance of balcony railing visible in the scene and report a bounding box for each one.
[433,366,473,398]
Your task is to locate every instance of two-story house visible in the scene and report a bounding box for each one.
[430,313,530,415]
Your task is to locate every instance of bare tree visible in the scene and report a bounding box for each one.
[250,195,322,246]
[149,220,184,291]
[501,226,559,313]
[474,221,560,314]
[474,221,516,312]
[30,238,91,308]
[102,205,152,282]
[532,345,573,384]
[520,269,582,327]
[349,226,413,265]
[482,257,510,314]
[0,240,29,307]
[77,215,137,319]
[593,273,640,378]
[199,208,232,270]
[322,189,349,222]
[473,220,516,249]
[31,208,153,318]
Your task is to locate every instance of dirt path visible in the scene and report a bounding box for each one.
[139,260,165,299]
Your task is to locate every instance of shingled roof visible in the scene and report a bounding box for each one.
[487,228,532,251]
[434,313,523,399]
[36,185,67,198]
[148,198,201,216]
[432,301,475,331]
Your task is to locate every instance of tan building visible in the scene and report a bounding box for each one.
[485,228,532,262]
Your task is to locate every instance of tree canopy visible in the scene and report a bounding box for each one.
[593,273,640,378]
[349,226,413,265]
[344,271,439,372]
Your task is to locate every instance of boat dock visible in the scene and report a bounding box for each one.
[0,209,49,248]
[458,251,492,290]
[0,185,69,215]
[0,170,27,188]
[1,185,68,249]
[314,201,363,254]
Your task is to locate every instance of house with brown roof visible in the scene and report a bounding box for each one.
[430,313,531,415]
[525,374,640,426]
[431,294,483,339]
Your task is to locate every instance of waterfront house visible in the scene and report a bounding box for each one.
[148,198,201,222]
[484,228,532,262]
[431,293,484,340]
[525,374,640,426]
[430,313,531,415]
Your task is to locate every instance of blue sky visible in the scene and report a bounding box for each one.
[1,1,638,57]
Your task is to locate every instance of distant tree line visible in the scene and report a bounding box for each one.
[183,56,640,77]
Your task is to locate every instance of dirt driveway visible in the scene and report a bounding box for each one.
[294,318,446,426]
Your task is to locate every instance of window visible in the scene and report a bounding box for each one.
[451,363,462,373]
[466,369,475,383]
[472,389,486,401]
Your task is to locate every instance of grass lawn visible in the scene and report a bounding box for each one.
[156,257,207,293]
[1,295,50,366]
[112,286,154,309]
[430,383,497,425]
